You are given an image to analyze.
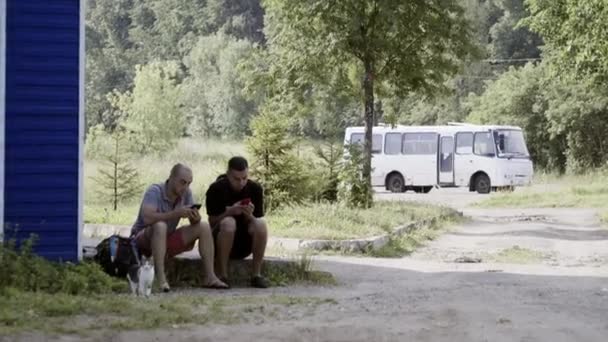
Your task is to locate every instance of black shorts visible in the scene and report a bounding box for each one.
[212,219,253,260]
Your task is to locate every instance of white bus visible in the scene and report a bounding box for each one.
[344,123,534,194]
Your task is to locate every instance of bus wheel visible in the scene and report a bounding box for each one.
[475,174,491,194]
[387,174,405,193]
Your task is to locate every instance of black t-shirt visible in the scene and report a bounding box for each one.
[205,176,264,219]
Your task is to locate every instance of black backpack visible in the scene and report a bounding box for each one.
[94,235,141,278]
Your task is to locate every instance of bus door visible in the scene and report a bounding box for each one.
[438,136,455,185]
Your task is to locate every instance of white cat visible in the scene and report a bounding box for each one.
[127,256,155,297]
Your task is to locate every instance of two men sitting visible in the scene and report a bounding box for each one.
[130,156,269,291]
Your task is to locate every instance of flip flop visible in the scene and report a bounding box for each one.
[219,276,231,288]
[204,279,229,290]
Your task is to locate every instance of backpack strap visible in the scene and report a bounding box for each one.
[129,237,141,266]
[109,235,118,263]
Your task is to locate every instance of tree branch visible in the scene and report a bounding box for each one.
[378,34,423,77]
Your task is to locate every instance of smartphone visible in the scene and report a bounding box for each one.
[190,204,202,210]
[240,198,251,206]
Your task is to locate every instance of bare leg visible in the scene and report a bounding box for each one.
[249,218,268,277]
[179,222,226,287]
[216,217,237,279]
[149,222,168,288]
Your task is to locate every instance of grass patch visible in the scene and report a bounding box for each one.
[486,246,547,264]
[267,201,459,240]
[601,212,608,225]
[85,200,460,242]
[0,290,337,336]
[166,252,336,288]
[475,170,608,210]
[265,253,337,286]
[84,202,139,225]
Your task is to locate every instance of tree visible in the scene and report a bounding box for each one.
[129,0,211,62]
[467,60,608,173]
[338,143,372,208]
[245,107,312,211]
[466,62,566,171]
[205,0,266,44]
[262,0,478,205]
[85,0,138,131]
[489,0,542,61]
[92,129,144,211]
[542,78,608,173]
[118,61,185,154]
[182,33,256,138]
[522,0,608,83]
[314,140,343,202]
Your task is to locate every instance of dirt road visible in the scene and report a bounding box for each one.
[27,189,608,341]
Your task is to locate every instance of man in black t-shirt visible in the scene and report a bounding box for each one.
[205,156,269,288]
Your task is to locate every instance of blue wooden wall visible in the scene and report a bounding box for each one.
[4,0,82,261]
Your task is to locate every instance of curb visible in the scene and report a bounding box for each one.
[298,218,435,253]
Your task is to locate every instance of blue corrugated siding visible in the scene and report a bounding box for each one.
[4,0,81,261]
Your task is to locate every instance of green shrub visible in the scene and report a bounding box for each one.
[338,143,373,208]
[0,235,125,295]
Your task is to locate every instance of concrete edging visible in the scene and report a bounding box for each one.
[297,218,438,253]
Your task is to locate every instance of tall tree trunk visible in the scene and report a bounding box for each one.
[362,60,374,207]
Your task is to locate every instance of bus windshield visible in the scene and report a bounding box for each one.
[494,129,529,158]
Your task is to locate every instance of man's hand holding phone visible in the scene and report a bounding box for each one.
[240,198,254,218]
[175,206,194,219]
[226,198,253,217]
[188,204,202,223]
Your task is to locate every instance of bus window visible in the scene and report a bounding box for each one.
[474,132,496,156]
[384,133,402,155]
[456,132,473,154]
[350,133,383,154]
[402,133,437,155]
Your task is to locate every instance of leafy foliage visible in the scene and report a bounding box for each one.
[117,61,185,154]
[466,62,564,171]
[338,144,373,209]
[522,0,608,83]
[182,33,256,138]
[467,60,608,173]
[489,0,542,61]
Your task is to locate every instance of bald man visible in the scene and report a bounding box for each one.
[131,163,227,292]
